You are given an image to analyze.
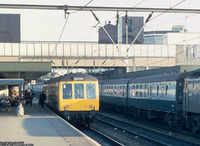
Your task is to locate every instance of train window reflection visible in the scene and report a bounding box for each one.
[63,84,72,99]
[86,84,96,99]
[75,84,84,99]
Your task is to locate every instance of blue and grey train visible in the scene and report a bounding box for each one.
[99,69,200,133]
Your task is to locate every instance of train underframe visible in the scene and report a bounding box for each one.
[101,102,200,133]
[62,110,96,127]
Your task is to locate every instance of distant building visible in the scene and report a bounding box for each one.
[98,16,144,44]
[98,21,117,44]
[172,25,187,32]
[144,25,191,45]
[0,14,21,43]
[143,33,165,44]
[118,16,144,44]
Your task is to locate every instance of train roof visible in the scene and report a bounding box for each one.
[44,73,97,84]
[102,78,133,85]
[186,68,200,79]
[129,72,187,84]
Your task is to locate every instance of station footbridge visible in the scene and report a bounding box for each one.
[0,41,192,74]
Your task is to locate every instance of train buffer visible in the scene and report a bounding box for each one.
[0,102,100,146]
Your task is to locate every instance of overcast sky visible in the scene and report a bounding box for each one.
[0,0,200,41]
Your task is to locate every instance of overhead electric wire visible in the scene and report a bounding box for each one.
[149,0,186,22]
[50,14,70,57]
[145,13,197,30]
[69,0,94,14]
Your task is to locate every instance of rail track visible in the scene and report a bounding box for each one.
[81,126,124,146]
[95,112,200,146]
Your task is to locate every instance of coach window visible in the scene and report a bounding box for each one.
[111,86,114,96]
[117,86,120,96]
[108,86,111,96]
[122,86,126,97]
[150,85,152,96]
[86,83,96,99]
[140,85,143,97]
[103,86,105,95]
[75,84,84,99]
[109,86,112,96]
[193,84,197,90]
[63,84,72,99]
[106,86,108,96]
[113,86,116,96]
[115,86,117,96]
[105,86,108,96]
[132,85,135,97]
[119,86,122,96]
[109,86,111,96]
[136,85,139,97]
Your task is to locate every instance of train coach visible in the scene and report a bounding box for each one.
[99,69,200,133]
[43,73,99,126]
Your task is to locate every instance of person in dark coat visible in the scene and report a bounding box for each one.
[27,89,34,106]
[39,91,46,108]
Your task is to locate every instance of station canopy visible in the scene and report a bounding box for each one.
[0,62,51,80]
[0,79,24,85]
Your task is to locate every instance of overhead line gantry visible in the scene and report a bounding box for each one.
[0,4,200,13]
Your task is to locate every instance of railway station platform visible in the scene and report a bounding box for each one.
[0,99,100,146]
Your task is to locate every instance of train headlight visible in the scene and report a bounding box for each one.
[65,105,69,108]
[89,104,93,108]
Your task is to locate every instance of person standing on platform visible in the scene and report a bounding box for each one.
[27,89,34,107]
[39,91,46,108]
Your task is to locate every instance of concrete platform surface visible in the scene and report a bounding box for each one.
[0,99,100,146]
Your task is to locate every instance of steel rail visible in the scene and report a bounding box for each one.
[95,116,169,146]
[0,4,200,13]
[89,127,124,146]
